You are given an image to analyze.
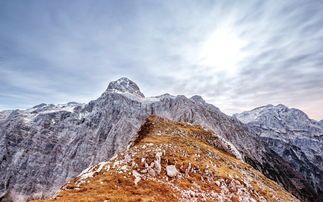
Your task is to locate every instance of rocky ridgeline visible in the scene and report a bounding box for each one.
[33,115,299,202]
[234,104,323,198]
[0,77,319,201]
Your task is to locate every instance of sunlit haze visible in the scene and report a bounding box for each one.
[198,25,246,74]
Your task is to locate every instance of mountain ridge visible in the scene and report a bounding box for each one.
[234,104,323,197]
[33,115,299,202]
[0,77,319,201]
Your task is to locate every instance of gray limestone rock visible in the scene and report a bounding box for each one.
[234,104,323,198]
[0,78,319,202]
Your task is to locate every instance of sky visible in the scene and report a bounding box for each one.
[0,0,323,120]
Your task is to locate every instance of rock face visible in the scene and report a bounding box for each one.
[105,77,145,98]
[0,78,319,201]
[32,115,299,202]
[234,104,323,198]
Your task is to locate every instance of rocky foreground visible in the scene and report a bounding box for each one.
[33,115,299,202]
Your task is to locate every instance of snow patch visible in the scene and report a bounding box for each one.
[107,89,160,104]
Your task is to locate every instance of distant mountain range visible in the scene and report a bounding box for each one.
[0,77,321,201]
[234,104,323,198]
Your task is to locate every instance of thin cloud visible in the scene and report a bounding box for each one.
[0,0,322,120]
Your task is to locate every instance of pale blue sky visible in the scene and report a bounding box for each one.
[1,0,323,120]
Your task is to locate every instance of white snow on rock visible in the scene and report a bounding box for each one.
[106,89,160,104]
[18,102,85,123]
[27,103,82,114]
[233,105,271,124]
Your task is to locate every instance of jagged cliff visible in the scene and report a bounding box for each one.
[0,78,318,201]
[33,115,299,202]
[235,104,323,198]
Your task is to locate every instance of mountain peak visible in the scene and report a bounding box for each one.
[275,104,287,109]
[106,77,145,98]
[190,95,205,104]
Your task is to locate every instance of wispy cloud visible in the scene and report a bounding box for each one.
[0,0,323,120]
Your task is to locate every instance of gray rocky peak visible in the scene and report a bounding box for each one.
[276,103,287,109]
[106,77,145,98]
[235,104,323,198]
[155,93,174,99]
[235,104,311,127]
[32,103,47,109]
[190,95,220,112]
[67,101,80,105]
[190,95,205,104]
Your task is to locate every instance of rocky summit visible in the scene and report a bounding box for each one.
[235,104,323,198]
[0,77,320,201]
[33,115,299,202]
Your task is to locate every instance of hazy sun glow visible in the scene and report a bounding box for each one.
[198,26,245,74]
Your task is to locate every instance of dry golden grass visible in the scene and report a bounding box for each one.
[32,115,299,202]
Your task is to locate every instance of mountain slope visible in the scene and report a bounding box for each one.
[0,78,318,201]
[34,115,299,202]
[234,104,323,198]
